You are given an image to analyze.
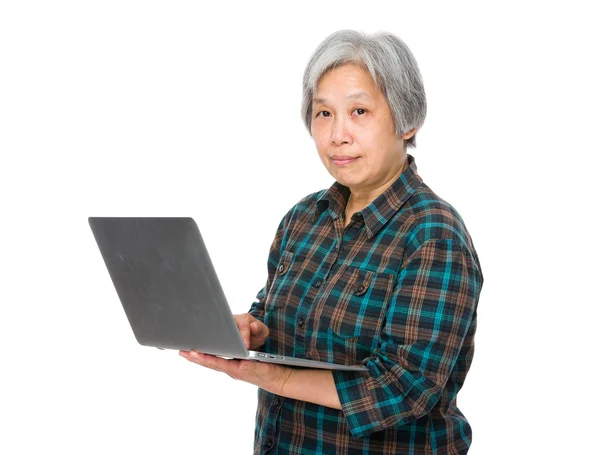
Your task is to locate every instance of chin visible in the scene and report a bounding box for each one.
[329,169,359,186]
[334,176,360,189]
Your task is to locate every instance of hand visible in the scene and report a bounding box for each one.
[233,313,269,350]
[179,350,292,395]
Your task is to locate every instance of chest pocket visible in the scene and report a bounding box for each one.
[264,250,306,312]
[327,267,395,340]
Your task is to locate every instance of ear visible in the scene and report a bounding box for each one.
[401,128,417,140]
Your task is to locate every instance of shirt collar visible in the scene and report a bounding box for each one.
[315,153,423,239]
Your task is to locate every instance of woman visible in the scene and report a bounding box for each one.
[180,29,484,454]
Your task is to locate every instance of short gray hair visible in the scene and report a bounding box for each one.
[301,29,427,148]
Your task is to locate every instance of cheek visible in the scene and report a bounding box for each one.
[355,130,379,155]
[361,126,393,152]
[316,149,330,168]
[311,130,329,153]
[311,123,326,141]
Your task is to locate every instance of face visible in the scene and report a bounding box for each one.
[310,64,415,195]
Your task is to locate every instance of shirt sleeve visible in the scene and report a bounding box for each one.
[248,214,287,323]
[332,238,483,438]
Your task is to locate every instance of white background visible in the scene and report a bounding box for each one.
[1,1,598,453]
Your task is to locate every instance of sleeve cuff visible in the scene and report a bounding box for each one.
[248,304,265,323]
[332,360,387,438]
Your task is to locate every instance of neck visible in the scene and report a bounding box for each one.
[348,157,408,209]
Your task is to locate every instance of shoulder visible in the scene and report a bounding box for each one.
[278,189,326,231]
[401,182,482,272]
[269,189,326,254]
[403,183,469,243]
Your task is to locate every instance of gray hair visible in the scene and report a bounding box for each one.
[301,30,427,148]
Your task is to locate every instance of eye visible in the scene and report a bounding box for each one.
[353,108,367,116]
[315,111,331,118]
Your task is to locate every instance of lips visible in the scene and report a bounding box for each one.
[331,155,358,166]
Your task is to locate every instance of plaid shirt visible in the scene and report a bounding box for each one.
[249,154,484,455]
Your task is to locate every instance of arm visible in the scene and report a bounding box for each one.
[243,206,342,408]
[332,238,483,438]
[278,369,341,410]
[181,197,349,404]
[182,238,482,423]
[248,213,287,323]
[179,348,342,410]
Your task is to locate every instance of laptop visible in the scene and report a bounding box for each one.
[88,217,366,372]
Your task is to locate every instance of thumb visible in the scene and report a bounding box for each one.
[250,321,266,337]
[236,317,251,349]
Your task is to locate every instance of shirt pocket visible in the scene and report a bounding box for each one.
[328,267,395,340]
[264,250,306,312]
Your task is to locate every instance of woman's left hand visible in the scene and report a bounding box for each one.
[179,350,292,395]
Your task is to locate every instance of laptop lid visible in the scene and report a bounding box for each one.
[88,217,248,358]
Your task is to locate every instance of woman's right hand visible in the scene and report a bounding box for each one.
[233,313,270,350]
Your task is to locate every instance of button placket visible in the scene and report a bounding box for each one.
[263,394,282,453]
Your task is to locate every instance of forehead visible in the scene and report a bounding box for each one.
[313,64,380,104]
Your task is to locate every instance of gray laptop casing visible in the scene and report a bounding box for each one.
[89,217,366,372]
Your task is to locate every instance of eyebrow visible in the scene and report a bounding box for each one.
[312,91,372,105]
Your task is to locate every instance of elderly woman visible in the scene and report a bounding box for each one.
[180,29,484,454]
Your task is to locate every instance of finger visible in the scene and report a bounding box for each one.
[181,351,226,373]
[250,321,261,334]
[187,352,243,377]
[237,316,251,349]
[251,321,269,339]
[179,351,201,364]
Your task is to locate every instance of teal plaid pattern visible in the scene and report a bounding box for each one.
[249,154,484,455]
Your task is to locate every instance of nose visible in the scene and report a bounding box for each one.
[330,115,353,146]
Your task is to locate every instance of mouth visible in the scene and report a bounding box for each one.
[331,155,359,166]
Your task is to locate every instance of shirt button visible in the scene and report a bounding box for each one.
[355,284,366,294]
[278,264,285,273]
[273,398,280,407]
[297,317,305,328]
[314,280,322,288]
[266,440,273,449]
